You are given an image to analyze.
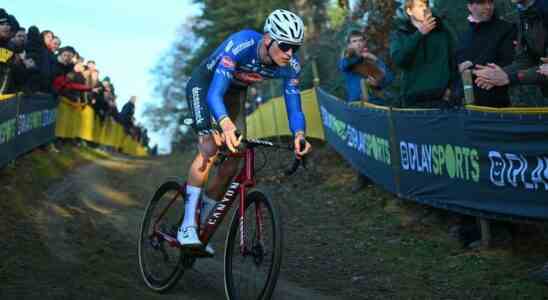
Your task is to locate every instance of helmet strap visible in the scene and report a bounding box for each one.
[265,39,279,66]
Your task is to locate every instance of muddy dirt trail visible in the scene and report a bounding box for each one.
[3,152,338,300]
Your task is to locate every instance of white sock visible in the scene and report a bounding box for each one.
[182,185,201,228]
[200,194,218,225]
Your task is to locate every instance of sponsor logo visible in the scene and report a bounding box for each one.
[232,39,255,55]
[208,182,240,225]
[489,151,548,191]
[225,40,234,52]
[400,141,480,182]
[192,87,204,124]
[320,106,391,166]
[285,87,300,95]
[220,56,236,69]
[290,58,301,73]
[17,109,57,136]
[215,69,233,79]
[234,72,263,84]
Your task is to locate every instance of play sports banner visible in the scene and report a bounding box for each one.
[317,87,548,221]
[0,94,57,167]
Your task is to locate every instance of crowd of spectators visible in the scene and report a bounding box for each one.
[0,8,150,153]
[339,0,548,110]
[338,0,548,190]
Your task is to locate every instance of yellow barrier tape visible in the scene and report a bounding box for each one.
[55,96,148,156]
[0,93,17,102]
[246,89,325,140]
[465,104,548,114]
[60,96,87,109]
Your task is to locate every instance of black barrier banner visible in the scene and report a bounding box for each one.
[16,94,57,158]
[317,88,548,220]
[0,94,57,167]
[317,88,396,192]
[0,95,19,166]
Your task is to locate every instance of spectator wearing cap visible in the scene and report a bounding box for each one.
[456,0,515,107]
[0,9,11,47]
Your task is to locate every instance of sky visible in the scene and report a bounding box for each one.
[4,1,200,153]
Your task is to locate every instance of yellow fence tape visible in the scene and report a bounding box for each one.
[55,96,148,157]
[246,89,325,140]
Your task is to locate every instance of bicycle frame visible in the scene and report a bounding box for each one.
[152,145,260,254]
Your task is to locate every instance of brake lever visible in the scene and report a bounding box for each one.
[284,139,307,176]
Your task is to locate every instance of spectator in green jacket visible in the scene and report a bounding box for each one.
[389,0,459,108]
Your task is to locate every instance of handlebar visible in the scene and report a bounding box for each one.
[217,136,307,176]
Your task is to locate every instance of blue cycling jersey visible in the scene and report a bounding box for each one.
[201,29,306,135]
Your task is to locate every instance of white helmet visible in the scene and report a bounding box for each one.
[264,9,305,45]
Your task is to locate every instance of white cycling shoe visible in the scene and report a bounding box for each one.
[177,225,215,256]
[177,226,202,248]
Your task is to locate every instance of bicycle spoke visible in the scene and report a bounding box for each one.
[225,193,281,300]
[139,181,193,292]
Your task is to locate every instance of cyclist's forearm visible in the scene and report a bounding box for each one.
[285,99,306,135]
[207,71,232,122]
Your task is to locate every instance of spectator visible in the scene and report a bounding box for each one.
[120,95,136,131]
[456,0,515,107]
[8,26,37,93]
[0,9,10,47]
[390,0,459,108]
[52,46,96,97]
[474,0,548,99]
[51,36,61,53]
[63,56,88,102]
[339,30,394,105]
[9,27,26,53]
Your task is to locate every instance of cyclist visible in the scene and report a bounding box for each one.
[178,9,312,253]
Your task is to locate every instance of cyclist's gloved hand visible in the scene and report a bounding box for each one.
[220,117,242,153]
[293,132,311,159]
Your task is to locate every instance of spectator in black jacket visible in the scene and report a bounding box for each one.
[456,0,515,107]
[120,96,136,132]
[474,0,548,99]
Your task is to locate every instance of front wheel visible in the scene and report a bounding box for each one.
[224,190,283,300]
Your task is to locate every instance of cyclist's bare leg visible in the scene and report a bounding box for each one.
[205,156,241,200]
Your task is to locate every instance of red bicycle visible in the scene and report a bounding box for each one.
[138,138,305,300]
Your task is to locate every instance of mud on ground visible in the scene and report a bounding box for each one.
[1,143,547,300]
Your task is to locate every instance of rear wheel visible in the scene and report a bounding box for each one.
[138,180,195,292]
[224,190,282,300]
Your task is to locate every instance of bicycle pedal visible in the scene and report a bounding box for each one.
[182,246,214,258]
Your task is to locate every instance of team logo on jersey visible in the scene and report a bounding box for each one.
[234,72,264,84]
[225,40,234,52]
[290,58,301,73]
[220,56,236,69]
[289,79,300,86]
[232,39,255,55]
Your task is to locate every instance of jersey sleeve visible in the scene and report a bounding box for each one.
[282,58,306,135]
[207,54,236,122]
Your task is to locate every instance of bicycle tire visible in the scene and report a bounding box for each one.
[138,180,194,292]
[224,190,283,300]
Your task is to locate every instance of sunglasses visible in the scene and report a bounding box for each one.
[277,41,300,53]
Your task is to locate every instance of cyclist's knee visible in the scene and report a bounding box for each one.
[197,134,219,159]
